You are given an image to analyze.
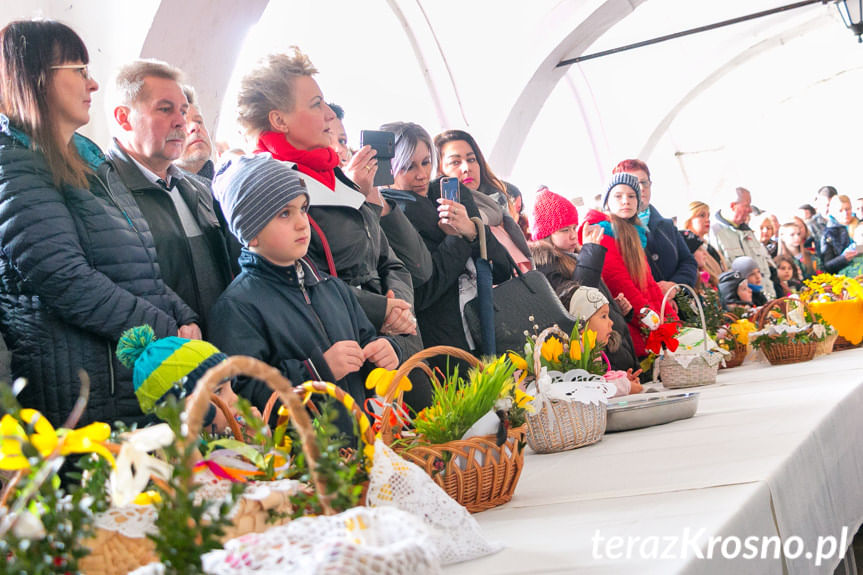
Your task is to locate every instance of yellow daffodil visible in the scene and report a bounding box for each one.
[133,490,162,505]
[365,368,412,397]
[0,414,29,470]
[729,319,757,345]
[0,410,114,471]
[515,389,535,413]
[582,329,597,352]
[569,341,582,361]
[507,352,527,371]
[541,336,563,363]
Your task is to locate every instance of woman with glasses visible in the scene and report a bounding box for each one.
[0,20,198,427]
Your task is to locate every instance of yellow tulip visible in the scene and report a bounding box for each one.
[133,490,162,505]
[515,389,535,413]
[541,336,563,363]
[569,341,582,361]
[507,352,528,372]
[365,368,411,397]
[583,329,597,352]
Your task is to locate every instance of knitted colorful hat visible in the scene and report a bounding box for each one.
[213,153,309,246]
[603,172,641,210]
[530,186,579,241]
[568,286,609,322]
[116,325,226,423]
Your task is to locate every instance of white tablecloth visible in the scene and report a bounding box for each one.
[446,348,863,574]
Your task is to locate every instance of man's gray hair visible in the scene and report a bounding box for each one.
[113,59,184,107]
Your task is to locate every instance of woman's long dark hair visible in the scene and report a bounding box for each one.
[610,213,649,290]
[0,20,91,188]
[434,129,508,197]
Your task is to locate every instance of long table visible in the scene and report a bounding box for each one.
[445,347,863,574]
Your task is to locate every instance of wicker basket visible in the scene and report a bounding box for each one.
[834,335,861,351]
[522,326,606,454]
[82,357,374,574]
[752,298,819,366]
[382,346,525,513]
[814,332,838,357]
[720,343,747,369]
[655,284,720,388]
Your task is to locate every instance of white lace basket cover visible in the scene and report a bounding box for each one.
[524,367,615,454]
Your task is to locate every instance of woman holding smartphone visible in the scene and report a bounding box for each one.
[0,20,198,427]
[435,129,532,272]
[382,121,513,363]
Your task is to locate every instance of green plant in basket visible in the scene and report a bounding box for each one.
[0,378,114,575]
[413,355,523,445]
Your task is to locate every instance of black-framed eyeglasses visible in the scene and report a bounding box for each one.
[50,64,90,80]
[639,179,652,188]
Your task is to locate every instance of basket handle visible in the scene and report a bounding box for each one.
[659,283,709,354]
[531,325,570,399]
[753,296,809,330]
[380,345,483,444]
[188,356,336,515]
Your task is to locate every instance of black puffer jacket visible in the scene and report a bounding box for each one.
[530,242,639,373]
[0,117,197,426]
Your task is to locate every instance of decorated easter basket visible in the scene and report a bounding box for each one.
[380,346,525,513]
[81,357,375,575]
[655,284,722,388]
[522,326,609,454]
[718,313,748,369]
[751,298,818,365]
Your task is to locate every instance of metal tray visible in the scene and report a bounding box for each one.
[606,392,699,432]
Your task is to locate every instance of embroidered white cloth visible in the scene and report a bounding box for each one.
[527,367,616,407]
[661,327,727,368]
[366,440,502,565]
[201,506,440,575]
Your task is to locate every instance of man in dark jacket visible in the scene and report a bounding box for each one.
[108,60,233,337]
[613,159,697,292]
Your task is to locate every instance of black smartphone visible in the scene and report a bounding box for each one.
[441,177,460,203]
[359,130,395,187]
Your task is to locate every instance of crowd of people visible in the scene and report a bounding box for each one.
[0,20,858,430]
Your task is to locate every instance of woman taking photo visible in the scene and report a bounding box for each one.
[0,20,198,427]
[581,173,676,357]
[434,129,532,272]
[383,121,513,364]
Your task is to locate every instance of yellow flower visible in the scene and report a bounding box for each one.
[515,388,535,413]
[0,414,29,470]
[541,336,563,363]
[507,352,527,372]
[0,409,114,471]
[582,329,597,352]
[133,490,162,505]
[729,319,757,345]
[365,368,411,397]
[569,341,582,361]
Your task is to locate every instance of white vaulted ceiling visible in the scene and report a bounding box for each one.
[3,0,861,219]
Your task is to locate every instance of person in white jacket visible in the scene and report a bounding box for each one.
[709,186,777,300]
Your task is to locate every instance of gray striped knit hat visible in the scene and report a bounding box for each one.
[603,172,641,209]
[213,153,308,246]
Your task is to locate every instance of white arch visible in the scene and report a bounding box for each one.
[488,0,648,174]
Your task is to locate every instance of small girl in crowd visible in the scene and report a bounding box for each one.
[718,270,754,311]
[774,254,803,295]
[730,256,767,307]
[568,286,642,395]
[778,221,819,280]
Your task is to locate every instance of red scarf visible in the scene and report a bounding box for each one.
[255,131,339,190]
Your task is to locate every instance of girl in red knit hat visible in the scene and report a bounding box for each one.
[528,186,640,375]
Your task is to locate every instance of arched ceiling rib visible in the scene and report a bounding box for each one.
[488,0,647,175]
